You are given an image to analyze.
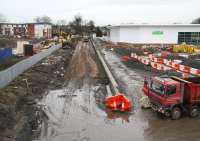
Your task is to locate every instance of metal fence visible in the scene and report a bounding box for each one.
[0,44,62,88]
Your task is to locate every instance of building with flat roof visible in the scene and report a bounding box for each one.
[0,22,52,38]
[108,24,200,44]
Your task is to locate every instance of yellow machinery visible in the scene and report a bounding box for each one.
[173,44,200,53]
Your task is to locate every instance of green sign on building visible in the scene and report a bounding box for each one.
[152,31,164,35]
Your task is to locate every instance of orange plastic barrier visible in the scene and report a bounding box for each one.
[105,93,131,112]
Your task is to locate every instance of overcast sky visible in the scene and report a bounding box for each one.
[0,0,200,25]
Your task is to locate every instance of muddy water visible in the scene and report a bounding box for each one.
[35,41,200,141]
[37,78,148,141]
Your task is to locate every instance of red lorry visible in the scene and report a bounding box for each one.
[143,76,200,120]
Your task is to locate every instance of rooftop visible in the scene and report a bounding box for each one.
[0,22,52,25]
[109,24,200,28]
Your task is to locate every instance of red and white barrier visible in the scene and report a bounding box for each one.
[130,53,200,76]
[150,62,171,71]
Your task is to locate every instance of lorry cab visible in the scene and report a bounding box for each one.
[143,76,200,119]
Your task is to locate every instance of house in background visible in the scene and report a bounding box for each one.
[0,22,52,38]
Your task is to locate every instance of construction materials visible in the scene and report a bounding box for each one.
[173,44,200,53]
[143,76,200,119]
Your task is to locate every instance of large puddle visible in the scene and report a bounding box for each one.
[35,78,148,141]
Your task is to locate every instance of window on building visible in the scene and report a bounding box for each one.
[178,32,200,45]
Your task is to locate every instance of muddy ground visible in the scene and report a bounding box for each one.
[1,38,200,141]
[32,39,200,141]
[34,40,200,141]
[0,47,74,141]
[34,41,109,141]
[96,39,200,141]
[110,42,200,69]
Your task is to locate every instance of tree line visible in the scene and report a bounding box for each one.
[33,15,104,37]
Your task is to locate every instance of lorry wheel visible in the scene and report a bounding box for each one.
[171,107,181,120]
[190,107,199,118]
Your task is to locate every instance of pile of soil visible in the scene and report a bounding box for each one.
[0,47,74,141]
[113,46,162,56]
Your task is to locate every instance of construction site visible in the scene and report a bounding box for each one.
[1,0,200,141]
[0,34,200,141]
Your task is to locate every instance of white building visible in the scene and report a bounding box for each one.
[34,23,52,38]
[108,24,200,44]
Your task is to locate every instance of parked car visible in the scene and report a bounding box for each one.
[83,36,89,42]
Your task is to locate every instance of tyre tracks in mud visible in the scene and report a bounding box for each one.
[64,41,99,80]
[36,41,109,141]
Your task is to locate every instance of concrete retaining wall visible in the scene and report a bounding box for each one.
[91,39,119,95]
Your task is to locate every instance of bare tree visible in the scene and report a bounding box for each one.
[87,20,95,32]
[0,13,6,22]
[69,14,83,35]
[34,16,52,23]
[191,17,200,24]
[68,14,96,35]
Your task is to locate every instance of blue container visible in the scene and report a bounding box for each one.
[0,48,12,60]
